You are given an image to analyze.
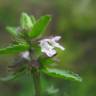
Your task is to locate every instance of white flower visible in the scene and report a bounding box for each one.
[39,40,56,57]
[39,36,65,57]
[20,51,30,60]
[49,36,65,50]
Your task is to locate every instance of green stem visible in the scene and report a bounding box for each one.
[28,39,41,96]
[32,70,41,96]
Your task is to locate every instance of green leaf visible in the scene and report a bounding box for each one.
[6,26,20,37]
[42,68,82,82]
[20,12,33,30]
[0,63,27,81]
[39,57,55,65]
[28,15,51,38]
[0,74,16,81]
[31,15,36,24]
[0,69,26,81]
[47,85,59,94]
[0,43,29,54]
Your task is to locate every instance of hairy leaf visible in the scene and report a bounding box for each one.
[20,12,33,30]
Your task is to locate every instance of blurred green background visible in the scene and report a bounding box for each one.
[0,0,96,96]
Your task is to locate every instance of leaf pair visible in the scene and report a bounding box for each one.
[28,15,51,38]
[20,12,52,38]
[7,13,51,39]
[0,68,82,82]
[20,12,51,38]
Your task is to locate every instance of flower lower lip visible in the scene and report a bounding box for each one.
[39,36,65,57]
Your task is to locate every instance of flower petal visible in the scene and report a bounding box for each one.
[52,43,65,50]
[51,36,61,41]
[43,49,56,57]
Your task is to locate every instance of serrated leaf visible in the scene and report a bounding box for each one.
[0,43,29,54]
[20,12,33,30]
[42,68,82,82]
[6,26,20,37]
[28,15,51,38]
